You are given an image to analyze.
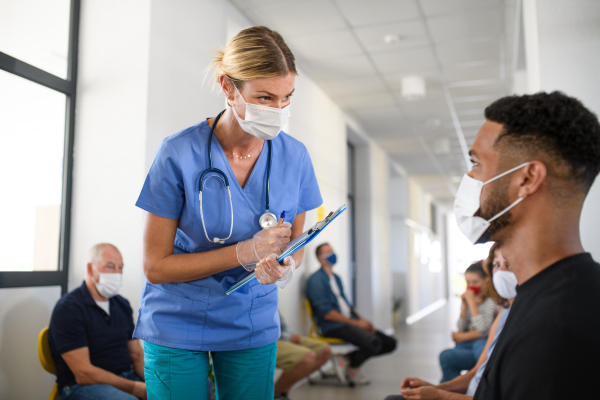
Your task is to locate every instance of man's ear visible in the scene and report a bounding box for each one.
[86,262,93,277]
[518,161,547,198]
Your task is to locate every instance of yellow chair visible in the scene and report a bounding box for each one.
[304,299,356,386]
[305,299,345,344]
[38,327,59,400]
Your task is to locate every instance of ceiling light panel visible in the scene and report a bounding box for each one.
[426,8,502,43]
[354,20,429,53]
[420,0,501,18]
[285,29,363,60]
[444,63,500,83]
[371,46,437,74]
[299,54,377,80]
[251,0,348,37]
[335,0,421,26]
[436,40,500,64]
[318,76,389,97]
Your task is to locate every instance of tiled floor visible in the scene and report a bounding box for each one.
[290,302,458,400]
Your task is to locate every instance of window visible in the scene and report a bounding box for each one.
[0,0,80,294]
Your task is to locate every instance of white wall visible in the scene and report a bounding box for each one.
[0,286,61,399]
[524,0,600,260]
[68,0,152,312]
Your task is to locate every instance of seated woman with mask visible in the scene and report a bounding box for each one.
[385,243,518,400]
[438,262,497,383]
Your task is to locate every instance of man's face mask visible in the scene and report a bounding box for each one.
[323,252,337,266]
[454,162,530,244]
[93,266,123,299]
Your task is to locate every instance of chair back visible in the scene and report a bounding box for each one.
[304,299,345,344]
[38,327,56,374]
[38,327,59,400]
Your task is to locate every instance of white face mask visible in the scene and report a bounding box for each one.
[454,162,530,244]
[493,270,518,299]
[231,85,291,140]
[93,267,123,299]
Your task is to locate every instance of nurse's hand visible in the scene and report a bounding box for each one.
[236,223,292,271]
[254,254,296,288]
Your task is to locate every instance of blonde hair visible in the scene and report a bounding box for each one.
[208,26,297,89]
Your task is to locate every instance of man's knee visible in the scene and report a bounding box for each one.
[317,345,332,362]
[300,350,317,367]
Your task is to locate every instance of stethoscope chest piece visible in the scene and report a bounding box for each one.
[259,212,278,229]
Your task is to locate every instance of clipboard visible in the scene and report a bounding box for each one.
[226,204,347,295]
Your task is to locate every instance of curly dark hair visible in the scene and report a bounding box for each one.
[484,91,600,192]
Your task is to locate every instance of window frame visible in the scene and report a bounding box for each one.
[0,0,80,295]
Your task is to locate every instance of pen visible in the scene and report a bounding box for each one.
[276,210,286,228]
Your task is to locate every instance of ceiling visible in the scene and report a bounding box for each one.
[231,0,520,199]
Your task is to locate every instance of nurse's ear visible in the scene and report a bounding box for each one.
[219,75,235,104]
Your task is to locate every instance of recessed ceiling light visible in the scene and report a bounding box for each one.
[384,34,401,44]
[401,75,426,101]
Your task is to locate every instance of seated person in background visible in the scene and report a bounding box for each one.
[49,243,146,400]
[274,310,332,400]
[439,262,496,382]
[306,243,397,384]
[384,243,517,400]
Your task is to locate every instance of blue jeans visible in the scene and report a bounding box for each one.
[439,338,487,383]
[60,370,142,400]
[143,341,277,400]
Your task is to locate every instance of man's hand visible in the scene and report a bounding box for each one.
[401,377,433,389]
[290,333,302,344]
[401,385,444,400]
[353,318,375,333]
[132,381,147,400]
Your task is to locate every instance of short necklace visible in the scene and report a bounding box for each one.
[215,127,261,160]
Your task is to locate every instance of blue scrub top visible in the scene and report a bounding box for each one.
[133,119,322,351]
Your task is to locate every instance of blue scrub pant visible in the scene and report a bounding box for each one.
[143,341,277,400]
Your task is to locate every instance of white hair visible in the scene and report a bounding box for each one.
[88,243,120,267]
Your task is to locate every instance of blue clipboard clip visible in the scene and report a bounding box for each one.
[226,204,347,295]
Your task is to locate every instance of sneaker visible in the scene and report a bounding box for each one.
[333,355,349,383]
[346,366,371,385]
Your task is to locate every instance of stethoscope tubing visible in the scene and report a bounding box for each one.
[198,110,274,244]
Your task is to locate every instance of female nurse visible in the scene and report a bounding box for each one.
[133,26,322,400]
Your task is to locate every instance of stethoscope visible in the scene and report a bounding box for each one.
[199,110,277,244]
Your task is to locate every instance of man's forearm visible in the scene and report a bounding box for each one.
[439,391,473,400]
[78,366,138,393]
[133,359,145,381]
[437,369,475,393]
[323,310,356,325]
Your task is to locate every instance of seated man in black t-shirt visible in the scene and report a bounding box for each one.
[460,92,600,399]
[49,243,146,400]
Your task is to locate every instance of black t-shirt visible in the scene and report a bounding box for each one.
[474,253,600,399]
[48,282,135,390]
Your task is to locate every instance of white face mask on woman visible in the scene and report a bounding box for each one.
[453,162,530,244]
[94,267,123,299]
[493,270,518,300]
[231,85,291,140]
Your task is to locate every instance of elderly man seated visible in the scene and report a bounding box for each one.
[49,243,146,400]
[306,243,397,384]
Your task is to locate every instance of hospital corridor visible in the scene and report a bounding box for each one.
[1,0,600,399]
